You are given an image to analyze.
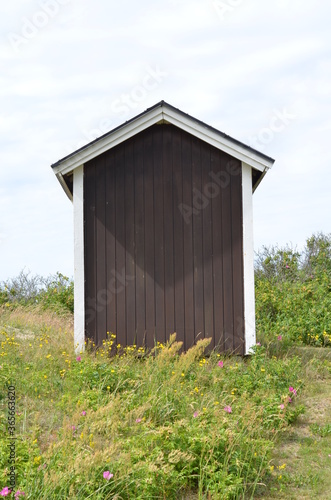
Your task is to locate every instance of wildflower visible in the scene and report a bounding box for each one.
[193,411,199,418]
[217,360,224,368]
[280,404,285,410]
[103,471,113,480]
[14,491,25,498]
[288,396,292,403]
[72,426,76,432]
[76,356,81,362]
[81,411,86,416]
[261,367,265,372]
[0,487,10,497]
[289,386,297,396]
[285,265,290,269]
[277,335,282,341]
[224,405,232,413]
[135,418,142,423]
[256,342,261,346]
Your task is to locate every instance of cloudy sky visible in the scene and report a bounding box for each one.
[1,0,330,281]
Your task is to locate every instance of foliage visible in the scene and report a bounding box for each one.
[0,270,73,315]
[0,308,304,499]
[255,233,331,348]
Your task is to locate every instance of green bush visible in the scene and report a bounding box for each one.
[255,233,331,347]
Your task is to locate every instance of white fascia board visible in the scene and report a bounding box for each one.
[52,107,163,177]
[242,162,256,355]
[73,165,85,353]
[52,105,273,178]
[162,107,272,173]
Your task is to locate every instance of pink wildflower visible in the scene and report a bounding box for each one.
[280,404,285,410]
[81,411,86,416]
[256,342,261,346]
[224,405,232,413]
[103,471,113,480]
[289,387,297,396]
[277,335,282,341]
[288,396,292,403]
[0,488,10,497]
[15,492,25,498]
[286,265,290,269]
[135,418,142,423]
[76,356,81,362]
[218,360,224,368]
[193,411,199,418]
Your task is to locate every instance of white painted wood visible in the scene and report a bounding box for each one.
[56,173,73,201]
[73,165,85,353]
[52,103,274,181]
[242,162,256,354]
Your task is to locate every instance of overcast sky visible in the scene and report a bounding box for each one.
[1,0,330,281]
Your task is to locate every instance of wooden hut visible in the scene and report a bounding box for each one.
[51,101,274,354]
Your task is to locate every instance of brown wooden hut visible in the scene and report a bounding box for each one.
[51,101,274,354]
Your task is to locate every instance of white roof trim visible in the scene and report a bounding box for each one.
[52,103,274,179]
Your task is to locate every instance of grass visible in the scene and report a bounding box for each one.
[262,348,331,499]
[1,306,305,499]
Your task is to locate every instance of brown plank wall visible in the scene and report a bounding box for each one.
[84,124,244,353]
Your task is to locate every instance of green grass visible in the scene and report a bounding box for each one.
[0,306,305,499]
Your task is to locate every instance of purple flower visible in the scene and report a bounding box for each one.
[135,418,142,423]
[218,360,224,368]
[81,411,87,416]
[103,471,113,480]
[280,404,285,410]
[256,342,261,346]
[0,488,10,497]
[76,356,81,362]
[277,335,282,341]
[289,387,297,396]
[193,411,199,418]
[286,265,290,269]
[224,405,232,413]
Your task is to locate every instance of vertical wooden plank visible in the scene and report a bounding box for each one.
[153,125,165,346]
[163,125,175,342]
[113,147,126,347]
[125,139,136,346]
[95,155,107,345]
[201,143,214,347]
[231,164,244,354]
[105,149,117,341]
[181,131,195,350]
[134,134,146,347]
[172,128,185,345]
[84,161,96,344]
[192,136,204,342]
[211,148,224,351]
[221,152,234,352]
[144,128,155,347]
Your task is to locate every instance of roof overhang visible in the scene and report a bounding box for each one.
[51,101,275,199]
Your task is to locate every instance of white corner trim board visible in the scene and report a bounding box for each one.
[73,165,85,353]
[242,162,256,354]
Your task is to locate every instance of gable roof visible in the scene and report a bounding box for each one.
[51,100,275,199]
